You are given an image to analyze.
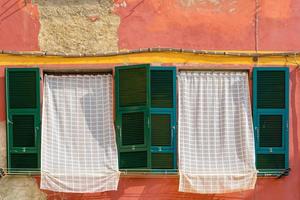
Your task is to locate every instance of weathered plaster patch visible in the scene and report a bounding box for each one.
[180,0,222,7]
[0,176,46,200]
[0,122,6,170]
[114,0,127,8]
[37,0,120,54]
[179,0,238,13]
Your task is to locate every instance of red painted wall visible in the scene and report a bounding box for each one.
[1,0,300,51]
[116,0,256,50]
[0,1,39,51]
[259,0,300,51]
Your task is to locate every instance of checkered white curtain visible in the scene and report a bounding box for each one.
[178,71,257,194]
[41,74,120,193]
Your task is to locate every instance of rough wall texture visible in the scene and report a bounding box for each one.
[0,176,46,200]
[37,0,120,54]
[0,122,6,170]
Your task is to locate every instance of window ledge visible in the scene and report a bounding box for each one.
[120,169,178,177]
[258,168,290,178]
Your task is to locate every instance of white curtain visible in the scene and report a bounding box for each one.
[41,74,120,193]
[178,71,257,194]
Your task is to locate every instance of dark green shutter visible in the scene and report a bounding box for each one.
[12,115,35,147]
[256,154,285,169]
[257,71,285,108]
[119,67,148,107]
[116,65,151,169]
[150,67,177,170]
[253,67,289,175]
[151,70,173,108]
[151,153,173,169]
[8,71,37,109]
[120,151,148,168]
[6,68,41,173]
[116,65,177,171]
[151,114,171,146]
[11,153,38,170]
[259,115,282,147]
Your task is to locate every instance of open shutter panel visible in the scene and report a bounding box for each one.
[115,65,151,169]
[253,67,289,175]
[6,68,41,172]
[150,68,177,170]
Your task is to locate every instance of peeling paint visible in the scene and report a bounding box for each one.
[37,0,120,54]
[114,0,127,8]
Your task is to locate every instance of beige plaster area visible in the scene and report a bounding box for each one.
[0,176,46,200]
[37,0,120,54]
[0,122,6,171]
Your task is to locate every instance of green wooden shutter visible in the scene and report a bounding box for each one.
[116,65,177,171]
[6,68,41,173]
[151,70,173,108]
[150,67,177,170]
[120,151,148,169]
[151,153,174,169]
[115,65,151,169]
[151,114,171,146]
[253,67,289,175]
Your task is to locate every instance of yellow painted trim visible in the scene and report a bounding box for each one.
[0,52,299,66]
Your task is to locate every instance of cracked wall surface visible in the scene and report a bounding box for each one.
[0,176,46,200]
[37,0,120,54]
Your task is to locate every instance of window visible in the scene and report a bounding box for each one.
[115,65,177,171]
[6,68,41,173]
[5,66,290,178]
[253,67,289,176]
